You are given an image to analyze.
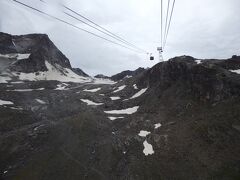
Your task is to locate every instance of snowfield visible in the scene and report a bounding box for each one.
[154,123,162,129]
[130,88,148,99]
[230,69,240,74]
[110,96,121,100]
[108,117,124,121]
[0,76,12,83]
[10,61,92,83]
[104,106,139,115]
[80,99,103,106]
[113,85,126,93]
[0,99,14,106]
[143,140,154,156]
[55,83,69,90]
[0,53,30,60]
[35,99,46,104]
[195,60,202,64]
[92,78,116,85]
[83,87,101,92]
[133,84,138,90]
[138,130,151,137]
[7,88,45,92]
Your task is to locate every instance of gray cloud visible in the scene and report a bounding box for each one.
[0,0,239,76]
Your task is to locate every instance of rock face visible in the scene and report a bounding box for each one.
[94,74,110,79]
[0,32,88,75]
[72,68,89,77]
[111,67,145,81]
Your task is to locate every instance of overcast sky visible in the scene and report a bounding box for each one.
[0,0,240,76]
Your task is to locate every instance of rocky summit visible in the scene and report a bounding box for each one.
[0,33,240,180]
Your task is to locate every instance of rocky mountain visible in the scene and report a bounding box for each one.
[94,74,110,79]
[110,67,145,81]
[0,32,93,83]
[0,33,240,180]
[72,68,89,77]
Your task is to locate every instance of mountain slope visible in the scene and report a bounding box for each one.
[0,33,240,179]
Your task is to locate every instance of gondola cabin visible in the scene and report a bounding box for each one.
[150,56,154,60]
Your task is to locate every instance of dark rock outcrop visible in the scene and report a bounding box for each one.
[72,68,89,77]
[94,74,110,79]
[111,67,145,81]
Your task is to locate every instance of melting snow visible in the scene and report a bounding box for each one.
[104,106,139,115]
[11,81,23,84]
[80,99,103,106]
[133,84,138,90]
[36,99,46,104]
[108,116,124,121]
[92,78,116,85]
[0,53,30,60]
[55,83,69,90]
[124,75,132,79]
[8,88,45,92]
[130,88,148,99]
[83,87,101,92]
[0,99,14,106]
[10,107,23,110]
[195,60,202,64]
[11,61,92,83]
[110,96,121,100]
[138,130,151,137]
[154,123,162,129]
[230,69,240,74]
[113,85,126,93]
[0,76,11,83]
[143,140,154,156]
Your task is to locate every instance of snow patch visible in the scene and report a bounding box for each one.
[154,123,162,129]
[0,76,11,83]
[130,88,148,99]
[113,85,126,93]
[133,84,138,90]
[195,60,202,64]
[80,99,103,106]
[92,78,116,85]
[10,107,23,110]
[104,106,139,115]
[230,69,240,74]
[11,81,23,84]
[124,75,132,79]
[55,83,69,90]
[143,140,154,156]
[0,53,30,60]
[138,130,151,137]
[11,61,92,83]
[0,99,14,106]
[36,99,46,104]
[108,116,124,121]
[110,96,121,100]
[8,88,45,92]
[83,87,101,92]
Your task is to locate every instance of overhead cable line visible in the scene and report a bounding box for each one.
[163,0,176,49]
[161,0,163,48]
[11,0,146,54]
[39,0,149,54]
[62,5,149,54]
[163,0,170,50]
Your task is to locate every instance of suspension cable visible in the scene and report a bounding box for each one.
[39,0,149,54]
[163,0,176,49]
[161,0,163,48]
[11,0,146,54]
[163,0,170,50]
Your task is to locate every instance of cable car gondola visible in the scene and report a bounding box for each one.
[150,53,154,61]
